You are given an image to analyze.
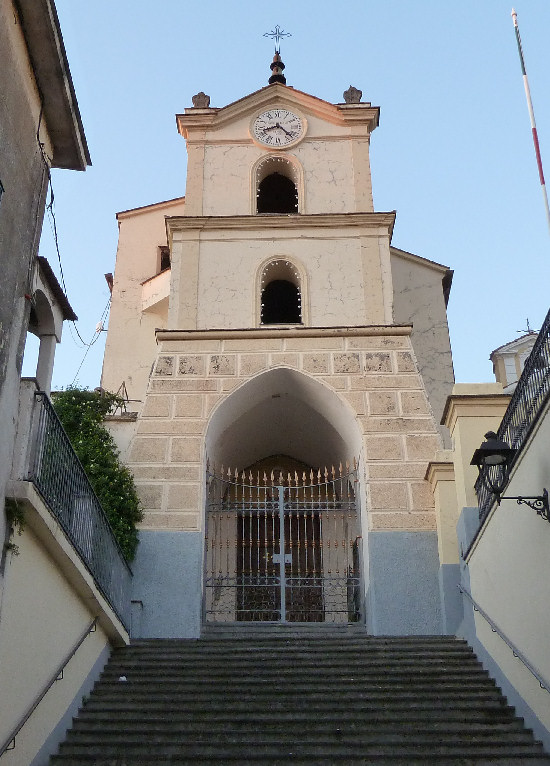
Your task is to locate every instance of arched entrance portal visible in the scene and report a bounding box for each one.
[204,369,364,624]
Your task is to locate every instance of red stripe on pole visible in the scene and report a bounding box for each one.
[532,128,546,185]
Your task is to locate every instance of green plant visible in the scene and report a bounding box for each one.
[52,388,143,561]
[4,498,25,556]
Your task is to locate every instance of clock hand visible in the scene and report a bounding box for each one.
[275,122,293,137]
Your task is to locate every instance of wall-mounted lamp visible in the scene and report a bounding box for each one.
[470,431,549,522]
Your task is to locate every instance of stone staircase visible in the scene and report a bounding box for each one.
[50,625,550,765]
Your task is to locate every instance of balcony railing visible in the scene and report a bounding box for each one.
[28,391,132,629]
[475,308,550,523]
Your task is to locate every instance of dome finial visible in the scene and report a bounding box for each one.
[263,25,291,85]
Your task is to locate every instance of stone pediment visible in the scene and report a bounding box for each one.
[177,83,379,138]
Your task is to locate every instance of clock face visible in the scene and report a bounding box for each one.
[252,109,305,148]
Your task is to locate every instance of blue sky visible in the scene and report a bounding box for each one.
[31,1,550,390]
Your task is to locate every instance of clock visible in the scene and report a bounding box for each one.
[252,109,305,148]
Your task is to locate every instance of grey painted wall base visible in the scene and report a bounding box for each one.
[31,643,110,766]
[131,530,203,638]
[457,566,550,753]
[366,531,442,635]
[439,563,462,634]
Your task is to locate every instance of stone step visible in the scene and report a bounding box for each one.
[54,741,549,758]
[50,758,550,766]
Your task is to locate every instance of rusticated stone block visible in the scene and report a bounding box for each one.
[347,336,409,350]
[333,353,361,374]
[286,337,344,351]
[368,463,426,480]
[205,394,223,416]
[361,417,436,433]
[167,483,200,510]
[132,465,201,481]
[370,512,436,531]
[351,374,421,390]
[405,434,441,461]
[139,420,205,435]
[151,379,219,392]
[400,390,431,415]
[303,353,330,374]
[320,376,348,390]
[170,437,201,463]
[136,484,163,510]
[410,481,435,510]
[364,352,392,373]
[209,355,236,375]
[222,379,240,392]
[174,394,204,418]
[270,353,299,368]
[223,338,283,351]
[178,355,205,376]
[239,354,268,377]
[364,435,404,461]
[141,395,172,418]
[396,351,417,373]
[341,391,366,415]
[368,391,398,415]
[154,356,174,376]
[369,482,408,510]
[129,437,169,463]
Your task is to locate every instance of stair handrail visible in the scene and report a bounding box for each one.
[458,586,549,692]
[0,619,97,757]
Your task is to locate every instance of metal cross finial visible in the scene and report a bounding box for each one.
[263,25,291,53]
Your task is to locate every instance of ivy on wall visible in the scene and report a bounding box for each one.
[52,388,142,561]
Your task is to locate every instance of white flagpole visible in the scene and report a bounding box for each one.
[511,8,550,235]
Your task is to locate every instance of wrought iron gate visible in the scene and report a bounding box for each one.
[204,464,362,623]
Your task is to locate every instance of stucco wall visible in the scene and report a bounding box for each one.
[0,525,111,765]
[462,399,550,740]
[390,248,454,444]
[101,198,186,410]
[0,0,53,565]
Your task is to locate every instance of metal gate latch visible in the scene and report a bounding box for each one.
[272,553,292,565]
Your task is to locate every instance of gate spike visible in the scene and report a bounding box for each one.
[241,470,245,483]
[270,470,275,484]
[295,470,299,485]
[324,466,329,482]
[303,471,307,483]
[287,472,292,486]
[346,459,350,474]
[278,471,284,485]
[317,468,321,483]
[263,471,267,484]
[249,470,253,483]
[339,462,343,477]
[227,467,232,479]
[310,469,314,484]
[331,465,336,479]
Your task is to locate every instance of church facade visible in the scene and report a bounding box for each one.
[101,60,455,638]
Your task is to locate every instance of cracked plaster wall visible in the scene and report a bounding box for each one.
[195,108,373,216]
[390,251,454,445]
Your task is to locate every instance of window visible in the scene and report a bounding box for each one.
[158,245,170,272]
[257,173,298,214]
[255,156,301,214]
[260,260,302,325]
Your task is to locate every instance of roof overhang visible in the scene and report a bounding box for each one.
[14,0,90,170]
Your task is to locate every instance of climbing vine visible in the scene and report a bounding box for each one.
[52,387,142,561]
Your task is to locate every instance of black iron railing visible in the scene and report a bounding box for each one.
[475,309,550,523]
[29,392,132,629]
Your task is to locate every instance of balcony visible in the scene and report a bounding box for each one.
[475,308,550,524]
[8,381,132,631]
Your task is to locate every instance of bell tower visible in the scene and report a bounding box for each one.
[102,44,454,639]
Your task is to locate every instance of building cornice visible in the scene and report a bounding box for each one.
[166,212,396,238]
[14,0,90,170]
[155,325,412,343]
[177,83,379,137]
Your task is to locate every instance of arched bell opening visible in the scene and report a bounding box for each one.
[204,368,365,625]
[259,259,303,325]
[254,155,302,215]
